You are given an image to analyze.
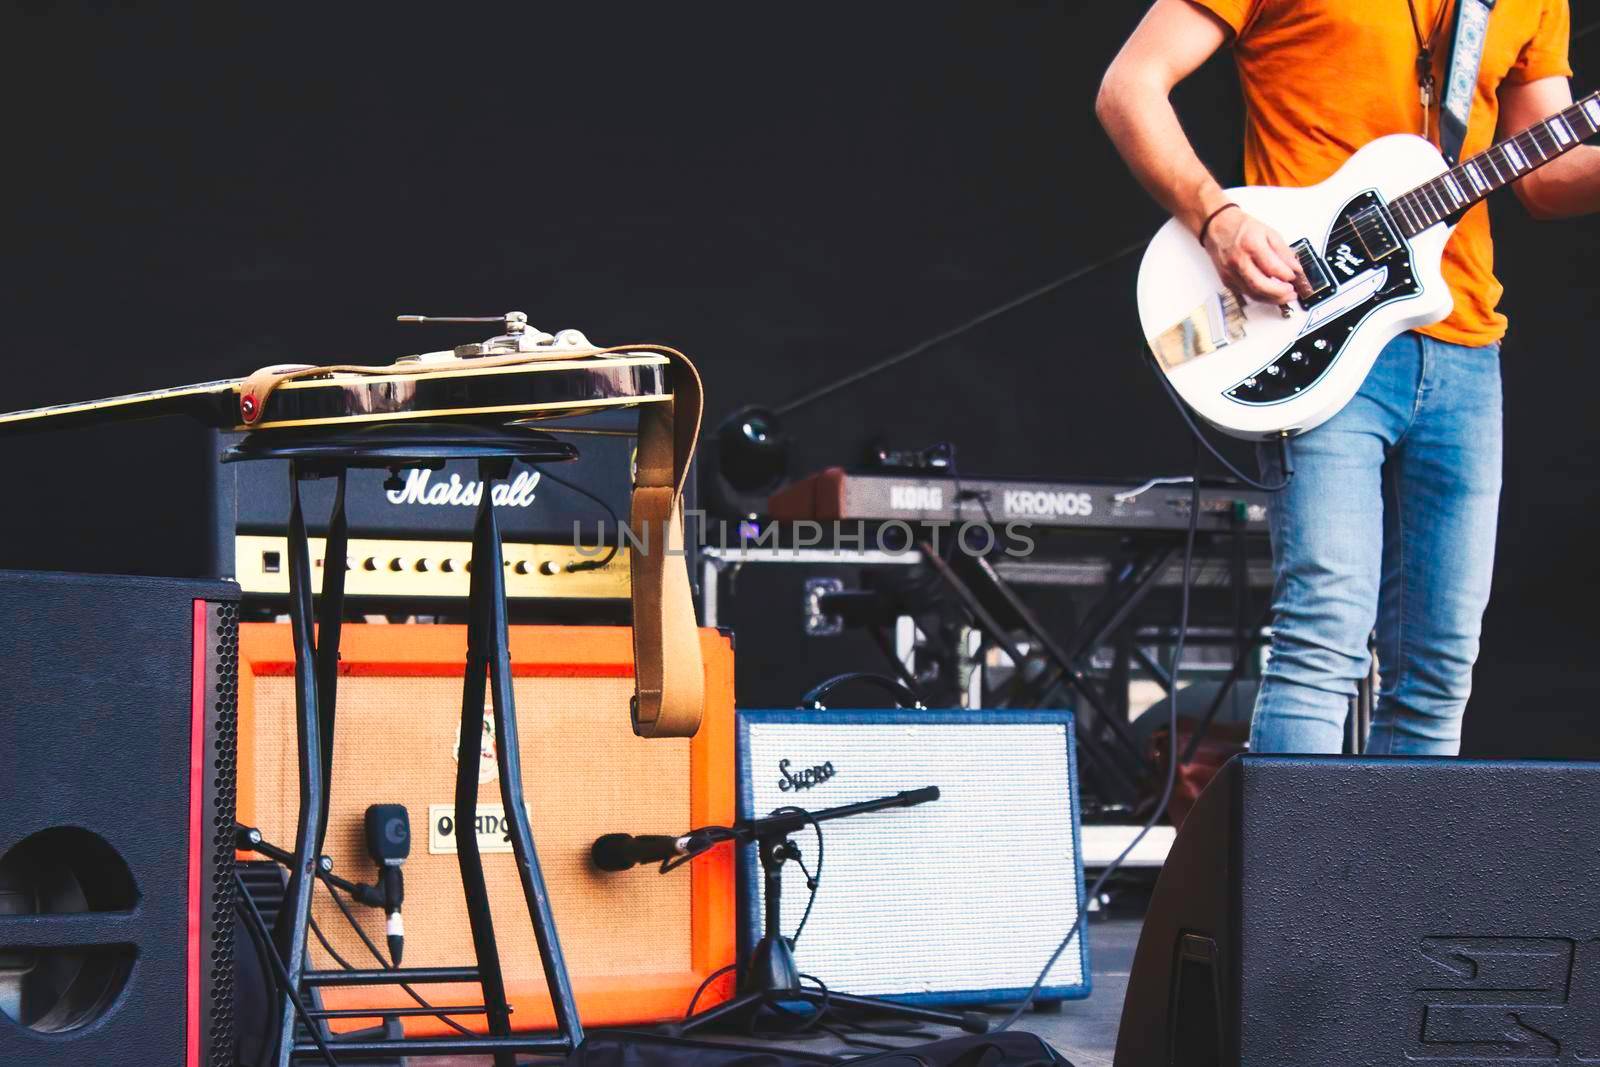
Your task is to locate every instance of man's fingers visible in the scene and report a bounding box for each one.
[1246,239,1297,284]
[1235,257,1295,303]
[1264,231,1310,288]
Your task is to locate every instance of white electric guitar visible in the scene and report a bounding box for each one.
[1138,91,1600,440]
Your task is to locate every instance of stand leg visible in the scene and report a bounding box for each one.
[273,468,328,1067]
[476,459,584,1049]
[812,990,987,1032]
[312,472,348,858]
[672,991,769,1035]
[455,493,518,1067]
[677,830,987,1041]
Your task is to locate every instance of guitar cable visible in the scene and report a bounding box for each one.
[995,336,1296,1031]
[538,468,622,571]
[234,870,344,1067]
[991,443,1201,1033]
[1142,347,1294,493]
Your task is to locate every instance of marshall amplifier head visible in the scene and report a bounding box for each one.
[1,410,687,605]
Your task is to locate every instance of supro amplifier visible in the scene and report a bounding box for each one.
[737,707,1091,1007]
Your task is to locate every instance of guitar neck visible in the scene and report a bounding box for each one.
[1390,91,1600,236]
[0,379,241,436]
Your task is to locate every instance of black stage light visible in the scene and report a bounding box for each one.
[703,405,791,520]
[716,406,789,492]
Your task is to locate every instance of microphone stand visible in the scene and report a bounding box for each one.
[666,788,989,1039]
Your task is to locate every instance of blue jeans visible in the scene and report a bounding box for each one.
[1250,331,1502,755]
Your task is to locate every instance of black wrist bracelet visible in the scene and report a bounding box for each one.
[1198,202,1240,249]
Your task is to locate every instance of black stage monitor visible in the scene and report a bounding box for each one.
[1116,755,1600,1066]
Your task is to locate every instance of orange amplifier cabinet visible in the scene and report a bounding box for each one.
[235,623,736,1035]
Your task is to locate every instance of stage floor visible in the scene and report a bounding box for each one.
[424,916,1141,1066]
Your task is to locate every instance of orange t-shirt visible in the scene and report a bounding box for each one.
[1188,0,1572,346]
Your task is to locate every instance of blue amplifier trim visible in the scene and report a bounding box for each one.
[734,706,1091,1005]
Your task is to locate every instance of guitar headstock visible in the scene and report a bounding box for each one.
[394,311,597,363]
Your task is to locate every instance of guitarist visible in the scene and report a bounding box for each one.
[1097,1,1597,754]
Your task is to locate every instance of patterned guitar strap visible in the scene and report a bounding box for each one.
[1438,0,1497,167]
[238,344,707,739]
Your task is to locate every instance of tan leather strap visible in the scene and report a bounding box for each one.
[628,349,704,737]
[239,344,707,739]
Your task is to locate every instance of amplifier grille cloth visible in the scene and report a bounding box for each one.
[251,675,693,984]
[744,721,1084,996]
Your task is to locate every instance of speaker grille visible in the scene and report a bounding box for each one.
[235,623,739,1035]
[738,711,1090,1004]
[206,601,239,1065]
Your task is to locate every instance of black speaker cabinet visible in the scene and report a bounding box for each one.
[1116,756,1600,1066]
[0,571,240,1066]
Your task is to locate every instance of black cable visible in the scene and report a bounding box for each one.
[992,440,1202,1033]
[1142,348,1292,493]
[768,807,824,945]
[869,625,929,701]
[946,444,998,531]
[234,870,344,1067]
[659,825,740,875]
[323,879,478,1039]
[538,468,621,571]
[817,1021,896,1052]
[236,877,286,1067]
[309,914,359,972]
[774,241,1146,418]
[683,961,741,1019]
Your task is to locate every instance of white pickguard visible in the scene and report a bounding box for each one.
[1136,135,1456,439]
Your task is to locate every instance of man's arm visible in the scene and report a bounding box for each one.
[1499,76,1600,219]
[1095,0,1305,303]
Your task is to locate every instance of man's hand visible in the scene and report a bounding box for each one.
[1204,207,1307,305]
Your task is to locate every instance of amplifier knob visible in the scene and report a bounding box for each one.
[440,559,458,573]
[513,560,532,575]
[362,557,379,571]
[389,557,407,572]
[414,559,431,573]
[540,560,560,576]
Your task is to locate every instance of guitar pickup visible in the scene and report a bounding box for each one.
[1350,204,1399,261]
[1292,239,1336,310]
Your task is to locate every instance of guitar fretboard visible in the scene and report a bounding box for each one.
[0,378,239,425]
[1390,92,1600,236]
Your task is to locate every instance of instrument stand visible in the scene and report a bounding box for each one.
[225,422,586,1067]
[673,824,988,1042]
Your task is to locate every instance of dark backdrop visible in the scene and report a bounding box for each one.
[5,2,1597,756]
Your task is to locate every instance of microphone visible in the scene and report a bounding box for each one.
[591,833,689,872]
[364,804,410,965]
[591,788,942,873]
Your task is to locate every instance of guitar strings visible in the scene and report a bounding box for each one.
[1268,103,1586,275]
